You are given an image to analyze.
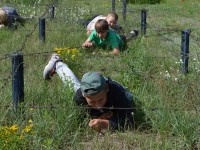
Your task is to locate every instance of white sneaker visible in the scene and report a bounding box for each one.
[131,30,138,35]
[43,53,62,80]
[126,29,139,41]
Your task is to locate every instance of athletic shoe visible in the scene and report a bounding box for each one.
[43,53,62,80]
[126,29,139,41]
[131,29,139,36]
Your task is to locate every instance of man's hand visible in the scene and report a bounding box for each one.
[89,119,109,132]
[82,40,94,48]
[111,47,120,55]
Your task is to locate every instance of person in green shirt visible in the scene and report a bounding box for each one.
[82,19,138,55]
[82,19,123,55]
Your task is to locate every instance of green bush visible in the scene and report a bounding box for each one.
[127,0,165,4]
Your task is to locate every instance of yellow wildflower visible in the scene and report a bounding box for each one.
[9,124,18,132]
[23,125,33,133]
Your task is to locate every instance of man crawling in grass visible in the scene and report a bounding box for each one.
[43,53,135,132]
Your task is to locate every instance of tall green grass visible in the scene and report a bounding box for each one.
[0,0,199,149]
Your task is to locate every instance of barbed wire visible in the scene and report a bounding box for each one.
[0,51,181,59]
[16,25,182,32]
[0,104,199,112]
[0,25,198,60]
[17,28,85,32]
[19,6,50,51]
[0,48,199,60]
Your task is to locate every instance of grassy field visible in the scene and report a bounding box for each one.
[0,0,200,149]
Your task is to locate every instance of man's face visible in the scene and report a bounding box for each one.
[84,90,107,109]
[96,31,108,40]
[106,17,117,28]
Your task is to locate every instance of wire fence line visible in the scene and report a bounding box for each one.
[0,28,187,59]
[2,29,199,56]
[0,49,196,60]
[0,104,199,112]
[7,42,200,60]
[16,26,183,33]
[0,48,170,58]
[19,5,51,51]
[0,23,198,58]
[10,29,200,56]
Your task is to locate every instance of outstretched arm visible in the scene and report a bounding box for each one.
[86,30,92,36]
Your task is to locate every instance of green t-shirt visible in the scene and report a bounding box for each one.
[88,29,124,50]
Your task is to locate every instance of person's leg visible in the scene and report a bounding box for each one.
[79,15,99,27]
[120,35,128,50]
[55,61,80,92]
[112,24,124,35]
[43,53,80,92]
[13,10,26,24]
[85,15,99,25]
